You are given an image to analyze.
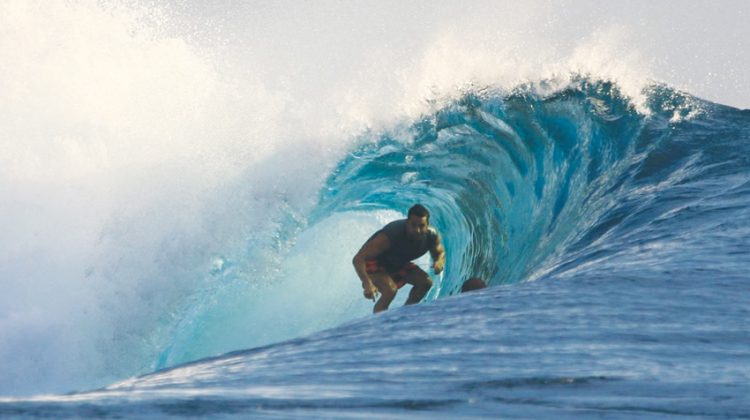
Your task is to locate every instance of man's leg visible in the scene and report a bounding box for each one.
[369,272,399,313]
[403,267,433,305]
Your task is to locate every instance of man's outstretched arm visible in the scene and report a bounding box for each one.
[353,233,390,299]
[430,233,446,274]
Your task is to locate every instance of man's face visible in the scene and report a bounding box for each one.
[406,215,429,240]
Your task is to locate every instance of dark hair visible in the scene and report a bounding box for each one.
[461,277,486,292]
[408,204,430,221]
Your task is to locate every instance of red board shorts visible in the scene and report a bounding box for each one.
[365,260,418,289]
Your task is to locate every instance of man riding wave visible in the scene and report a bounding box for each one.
[352,204,445,313]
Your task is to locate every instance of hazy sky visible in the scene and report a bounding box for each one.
[170,0,750,109]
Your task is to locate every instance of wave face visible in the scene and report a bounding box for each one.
[151,79,750,378]
[2,76,750,416]
[153,81,678,370]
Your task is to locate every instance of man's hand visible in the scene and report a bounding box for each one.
[353,233,389,302]
[433,258,445,275]
[362,280,379,300]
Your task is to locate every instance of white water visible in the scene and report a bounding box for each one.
[1,0,747,396]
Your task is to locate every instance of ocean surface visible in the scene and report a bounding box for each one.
[1,2,749,418]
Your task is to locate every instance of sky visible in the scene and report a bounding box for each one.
[170,0,750,110]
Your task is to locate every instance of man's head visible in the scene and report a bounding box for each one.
[405,204,430,240]
[461,277,486,292]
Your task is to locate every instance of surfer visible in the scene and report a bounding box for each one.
[352,204,446,313]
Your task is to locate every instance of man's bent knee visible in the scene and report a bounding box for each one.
[380,283,397,299]
[410,271,432,289]
[371,273,398,298]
